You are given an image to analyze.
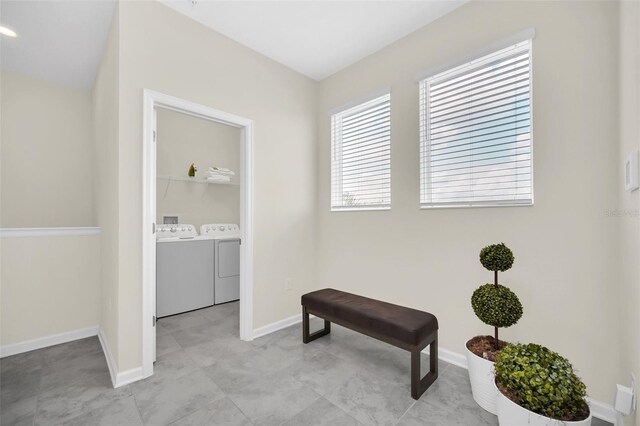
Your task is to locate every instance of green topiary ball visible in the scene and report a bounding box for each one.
[479,243,514,272]
[471,284,523,327]
[494,343,589,421]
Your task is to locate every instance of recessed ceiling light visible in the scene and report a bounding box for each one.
[0,25,17,38]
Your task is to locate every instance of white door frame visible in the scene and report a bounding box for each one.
[142,89,254,378]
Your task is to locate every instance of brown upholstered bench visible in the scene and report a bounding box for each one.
[301,288,438,399]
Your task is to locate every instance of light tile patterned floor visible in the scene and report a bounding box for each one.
[1,302,612,426]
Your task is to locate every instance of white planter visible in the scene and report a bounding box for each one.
[495,382,592,426]
[466,340,498,414]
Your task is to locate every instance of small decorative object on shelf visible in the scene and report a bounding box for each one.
[188,163,197,177]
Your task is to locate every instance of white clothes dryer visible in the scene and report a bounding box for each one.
[201,224,240,304]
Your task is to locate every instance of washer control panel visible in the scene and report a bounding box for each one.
[156,224,198,239]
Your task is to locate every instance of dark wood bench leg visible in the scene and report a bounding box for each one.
[302,306,331,343]
[411,334,438,400]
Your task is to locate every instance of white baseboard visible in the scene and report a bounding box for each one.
[252,313,322,340]
[422,345,468,370]
[0,326,99,358]
[98,327,144,388]
[115,367,145,388]
[98,328,118,387]
[252,314,301,339]
[586,397,617,424]
[252,314,616,423]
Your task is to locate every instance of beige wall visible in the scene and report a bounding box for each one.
[618,1,640,424]
[92,6,120,367]
[0,61,100,349]
[1,72,94,227]
[156,108,240,229]
[111,1,317,370]
[317,1,619,403]
[0,235,100,346]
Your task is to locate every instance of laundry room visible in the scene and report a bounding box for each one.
[155,107,241,326]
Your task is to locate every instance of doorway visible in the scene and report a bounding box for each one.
[142,90,254,378]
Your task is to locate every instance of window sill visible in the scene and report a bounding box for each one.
[420,202,533,210]
[331,206,391,212]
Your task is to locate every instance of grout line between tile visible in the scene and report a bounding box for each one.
[226,395,255,426]
[225,391,256,425]
[130,384,147,425]
[395,400,417,425]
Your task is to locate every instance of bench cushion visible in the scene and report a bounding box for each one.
[301,288,438,347]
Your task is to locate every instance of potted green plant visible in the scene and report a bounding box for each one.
[494,343,591,425]
[466,243,523,414]
[188,163,197,177]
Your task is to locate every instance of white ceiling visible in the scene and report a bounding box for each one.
[0,1,115,89]
[0,0,467,89]
[160,0,468,81]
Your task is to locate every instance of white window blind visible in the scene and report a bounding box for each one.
[331,93,391,211]
[420,40,533,208]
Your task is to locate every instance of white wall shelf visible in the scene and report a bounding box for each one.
[157,175,239,186]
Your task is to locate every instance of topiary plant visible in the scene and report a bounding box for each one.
[479,242,514,283]
[472,243,522,351]
[494,343,589,421]
[471,284,522,329]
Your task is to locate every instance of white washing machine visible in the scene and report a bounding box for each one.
[156,224,214,317]
[201,224,241,304]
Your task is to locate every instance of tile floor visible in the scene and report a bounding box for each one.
[1,301,612,426]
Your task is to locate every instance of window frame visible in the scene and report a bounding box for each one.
[330,91,392,212]
[419,39,535,209]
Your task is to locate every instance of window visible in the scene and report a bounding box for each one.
[420,40,533,208]
[331,93,391,211]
